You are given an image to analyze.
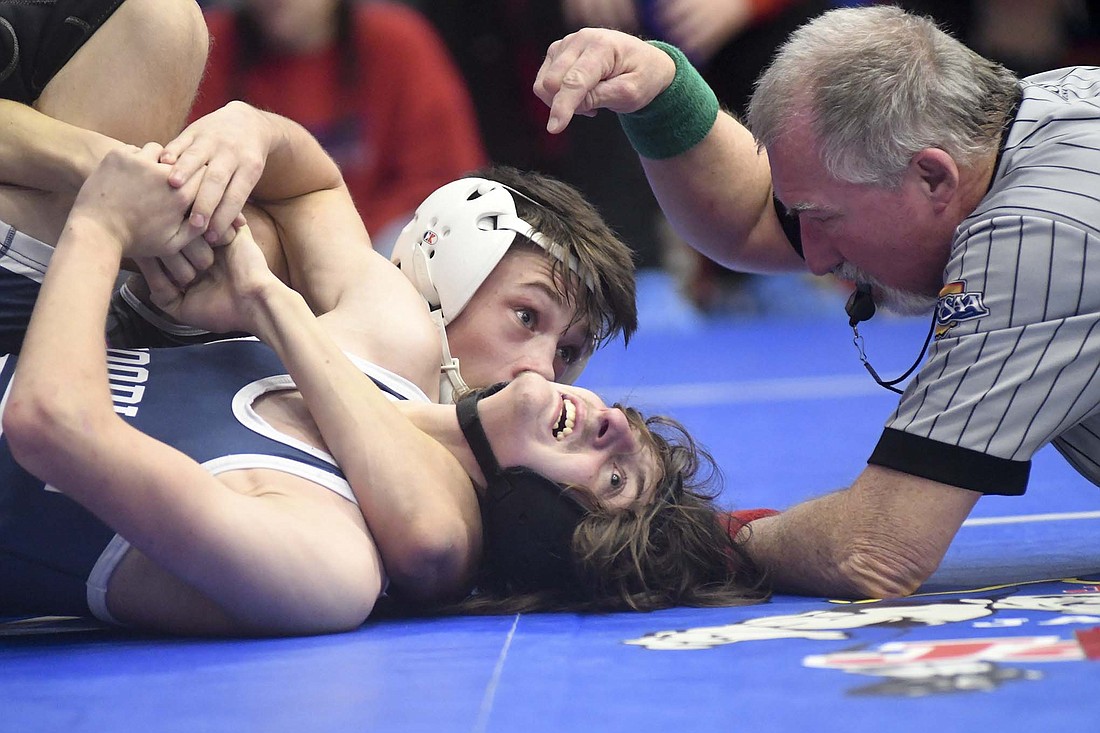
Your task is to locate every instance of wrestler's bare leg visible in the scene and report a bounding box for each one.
[1,0,209,245]
[36,0,208,146]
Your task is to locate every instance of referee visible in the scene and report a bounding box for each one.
[533,5,1100,598]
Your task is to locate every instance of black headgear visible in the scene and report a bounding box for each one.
[456,384,586,595]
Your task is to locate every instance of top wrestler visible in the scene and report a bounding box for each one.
[533,5,1100,597]
[0,0,637,406]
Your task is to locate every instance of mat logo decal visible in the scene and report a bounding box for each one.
[803,635,1087,696]
[935,280,989,338]
[625,602,998,650]
[805,636,1084,669]
[625,583,1100,697]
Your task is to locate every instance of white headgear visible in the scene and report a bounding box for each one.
[391,177,593,402]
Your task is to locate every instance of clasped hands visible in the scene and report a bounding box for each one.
[70,103,280,336]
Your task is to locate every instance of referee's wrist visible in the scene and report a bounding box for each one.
[618,41,720,160]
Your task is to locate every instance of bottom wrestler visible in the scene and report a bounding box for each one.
[0,145,767,636]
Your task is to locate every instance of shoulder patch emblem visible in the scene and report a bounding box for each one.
[936,280,989,338]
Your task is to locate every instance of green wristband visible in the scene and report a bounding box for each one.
[618,41,719,160]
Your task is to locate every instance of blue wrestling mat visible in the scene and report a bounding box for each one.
[3,272,1097,731]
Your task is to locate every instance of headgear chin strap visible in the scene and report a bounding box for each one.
[434,311,468,405]
[455,385,586,595]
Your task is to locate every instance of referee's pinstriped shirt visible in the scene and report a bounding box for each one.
[872,67,1100,496]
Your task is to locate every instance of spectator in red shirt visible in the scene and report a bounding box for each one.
[195,0,488,254]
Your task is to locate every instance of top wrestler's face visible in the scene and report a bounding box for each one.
[767,121,955,315]
[477,373,660,511]
[444,249,592,389]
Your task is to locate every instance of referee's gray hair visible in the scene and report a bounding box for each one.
[747,5,1020,187]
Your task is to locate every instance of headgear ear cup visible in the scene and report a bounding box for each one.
[479,469,585,594]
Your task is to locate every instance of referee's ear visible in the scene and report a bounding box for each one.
[911,148,959,213]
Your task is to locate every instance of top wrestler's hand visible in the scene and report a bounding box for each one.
[70,143,205,260]
[159,101,269,247]
[138,224,283,335]
[533,28,676,134]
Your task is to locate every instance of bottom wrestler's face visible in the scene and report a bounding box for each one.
[476,373,660,512]
[445,249,592,390]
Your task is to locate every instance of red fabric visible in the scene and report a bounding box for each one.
[725,508,780,536]
[1077,626,1100,660]
[195,3,487,239]
[747,0,800,24]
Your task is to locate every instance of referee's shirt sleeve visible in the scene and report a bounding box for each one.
[870,216,1100,496]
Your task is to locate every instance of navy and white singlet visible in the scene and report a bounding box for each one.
[0,337,429,622]
[0,217,53,354]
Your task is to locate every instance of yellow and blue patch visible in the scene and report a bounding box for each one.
[936,280,990,338]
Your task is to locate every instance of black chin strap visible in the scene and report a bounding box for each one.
[454,383,587,596]
[455,384,508,480]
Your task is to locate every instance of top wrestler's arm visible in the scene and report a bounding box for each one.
[155,104,440,394]
[0,96,369,306]
[3,147,379,635]
[166,103,443,387]
[142,228,481,603]
[162,102,384,315]
[255,281,483,602]
[739,464,980,598]
[534,28,804,273]
[0,99,121,193]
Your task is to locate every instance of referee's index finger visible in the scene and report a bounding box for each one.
[535,41,607,134]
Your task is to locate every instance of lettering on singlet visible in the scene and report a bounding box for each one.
[107,348,150,418]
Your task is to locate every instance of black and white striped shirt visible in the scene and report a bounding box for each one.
[871,66,1100,495]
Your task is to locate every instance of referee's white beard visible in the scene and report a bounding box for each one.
[832,262,938,317]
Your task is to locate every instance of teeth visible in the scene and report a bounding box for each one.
[553,396,576,441]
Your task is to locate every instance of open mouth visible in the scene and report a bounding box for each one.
[552,395,576,441]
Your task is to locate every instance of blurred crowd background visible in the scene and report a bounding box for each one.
[192,0,1100,315]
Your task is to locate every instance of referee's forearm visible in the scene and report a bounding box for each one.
[739,487,929,600]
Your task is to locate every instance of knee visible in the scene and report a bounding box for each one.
[126,0,210,98]
[36,0,212,144]
[169,0,211,90]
